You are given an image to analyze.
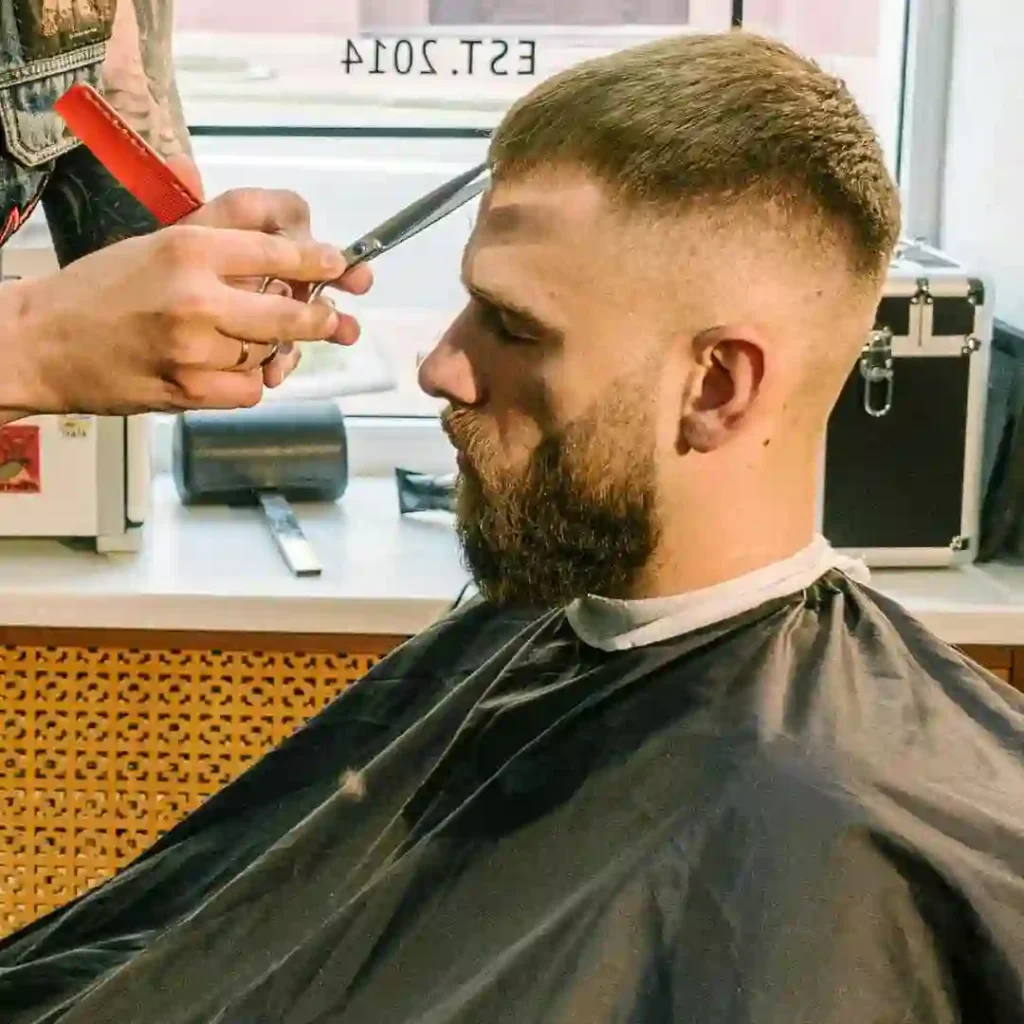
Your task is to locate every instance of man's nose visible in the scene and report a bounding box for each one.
[417,332,482,406]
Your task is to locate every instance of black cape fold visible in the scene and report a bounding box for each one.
[2,572,1023,1023]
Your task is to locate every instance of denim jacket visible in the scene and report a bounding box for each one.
[0,0,115,249]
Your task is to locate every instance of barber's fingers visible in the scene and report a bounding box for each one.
[154,226,343,283]
[209,283,361,347]
[174,332,270,373]
[213,280,358,349]
[172,368,265,410]
[262,342,300,389]
[238,259,373,302]
[227,275,293,297]
[197,228,347,282]
[206,286,349,345]
[312,293,361,346]
[169,228,374,300]
[320,261,374,297]
[185,188,312,237]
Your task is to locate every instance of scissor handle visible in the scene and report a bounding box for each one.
[303,237,383,304]
[258,276,329,305]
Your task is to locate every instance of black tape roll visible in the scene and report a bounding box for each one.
[172,401,348,506]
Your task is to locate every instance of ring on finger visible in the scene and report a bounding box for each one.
[260,343,280,368]
[233,338,250,368]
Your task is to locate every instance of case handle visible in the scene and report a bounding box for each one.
[859,327,894,418]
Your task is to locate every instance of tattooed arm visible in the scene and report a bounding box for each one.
[41,0,196,266]
[102,0,193,162]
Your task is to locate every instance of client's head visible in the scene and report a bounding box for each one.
[418,31,901,607]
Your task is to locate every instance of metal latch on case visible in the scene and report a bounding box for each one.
[859,327,894,418]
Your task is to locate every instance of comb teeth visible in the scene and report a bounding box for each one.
[54,83,201,226]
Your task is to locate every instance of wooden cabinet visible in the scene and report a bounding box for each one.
[959,644,1015,686]
[0,628,1020,938]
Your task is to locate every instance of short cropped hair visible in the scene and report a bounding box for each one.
[489,32,901,281]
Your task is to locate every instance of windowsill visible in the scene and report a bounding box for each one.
[0,473,1021,643]
[0,474,468,636]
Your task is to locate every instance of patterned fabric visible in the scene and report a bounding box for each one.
[0,0,115,247]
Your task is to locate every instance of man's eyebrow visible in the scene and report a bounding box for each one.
[461,274,563,339]
[479,201,555,241]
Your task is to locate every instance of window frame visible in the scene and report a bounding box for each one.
[895,0,956,244]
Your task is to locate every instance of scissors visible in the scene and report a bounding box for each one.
[253,162,488,364]
[296,161,490,305]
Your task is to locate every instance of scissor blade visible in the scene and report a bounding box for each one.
[343,162,489,265]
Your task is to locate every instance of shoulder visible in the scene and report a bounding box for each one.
[771,577,1024,854]
[787,574,1024,770]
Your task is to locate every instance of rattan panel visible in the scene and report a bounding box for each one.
[0,642,391,937]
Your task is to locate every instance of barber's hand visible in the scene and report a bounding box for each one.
[165,160,311,389]
[6,189,373,414]
[179,186,372,390]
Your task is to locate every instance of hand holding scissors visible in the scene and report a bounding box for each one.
[55,83,489,379]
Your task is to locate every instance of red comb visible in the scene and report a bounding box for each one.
[54,83,202,226]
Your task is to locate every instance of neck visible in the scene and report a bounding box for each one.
[629,445,820,599]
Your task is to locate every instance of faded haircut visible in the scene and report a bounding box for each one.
[489,32,901,283]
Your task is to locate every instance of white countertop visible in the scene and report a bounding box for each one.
[0,476,467,637]
[0,474,1022,645]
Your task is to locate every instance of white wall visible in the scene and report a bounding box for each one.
[940,0,1024,327]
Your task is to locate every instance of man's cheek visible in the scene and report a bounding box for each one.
[489,407,548,464]
[487,440,537,485]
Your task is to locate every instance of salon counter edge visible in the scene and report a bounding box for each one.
[0,475,1021,651]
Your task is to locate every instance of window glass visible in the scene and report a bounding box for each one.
[174,0,908,418]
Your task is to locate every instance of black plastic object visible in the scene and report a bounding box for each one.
[395,467,455,514]
[172,401,348,506]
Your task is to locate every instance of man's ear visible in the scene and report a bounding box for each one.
[678,325,766,454]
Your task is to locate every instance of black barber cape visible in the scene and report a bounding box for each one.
[3,572,1024,1023]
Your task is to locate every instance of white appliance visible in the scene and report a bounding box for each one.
[0,232,149,552]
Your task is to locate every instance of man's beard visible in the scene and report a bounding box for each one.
[445,385,660,607]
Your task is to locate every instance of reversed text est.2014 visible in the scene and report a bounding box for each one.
[341,38,538,77]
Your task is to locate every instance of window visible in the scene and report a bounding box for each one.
[168,0,911,474]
